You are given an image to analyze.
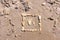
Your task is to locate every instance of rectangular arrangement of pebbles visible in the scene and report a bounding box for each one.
[21,13,41,32]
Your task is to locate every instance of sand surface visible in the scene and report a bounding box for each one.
[0,0,60,40]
